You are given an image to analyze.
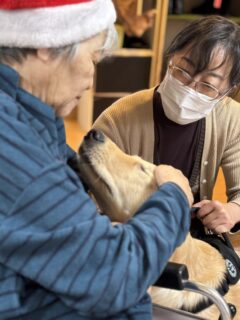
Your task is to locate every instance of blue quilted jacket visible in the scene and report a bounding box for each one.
[0,64,190,319]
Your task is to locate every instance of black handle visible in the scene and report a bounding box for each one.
[154,262,189,290]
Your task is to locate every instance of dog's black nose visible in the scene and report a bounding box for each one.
[84,129,105,143]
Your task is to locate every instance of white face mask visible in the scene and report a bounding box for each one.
[158,71,222,125]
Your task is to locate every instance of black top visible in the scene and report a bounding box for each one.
[153,88,206,237]
[153,88,240,235]
[153,88,205,193]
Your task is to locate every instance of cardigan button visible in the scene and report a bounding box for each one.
[202,179,207,184]
[204,161,208,166]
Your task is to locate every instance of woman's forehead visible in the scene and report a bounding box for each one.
[173,46,232,72]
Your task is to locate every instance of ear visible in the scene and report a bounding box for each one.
[230,84,240,98]
[36,48,51,62]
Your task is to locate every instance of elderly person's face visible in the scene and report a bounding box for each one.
[15,32,106,117]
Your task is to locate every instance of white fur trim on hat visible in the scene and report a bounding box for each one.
[0,0,116,48]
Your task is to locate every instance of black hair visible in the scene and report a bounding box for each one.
[166,15,240,87]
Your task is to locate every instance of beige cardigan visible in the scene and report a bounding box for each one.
[93,87,240,206]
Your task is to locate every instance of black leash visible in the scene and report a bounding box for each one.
[222,232,235,251]
[190,207,236,251]
[185,207,239,317]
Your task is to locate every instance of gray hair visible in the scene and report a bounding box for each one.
[0,24,117,64]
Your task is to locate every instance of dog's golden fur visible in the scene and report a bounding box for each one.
[78,130,240,320]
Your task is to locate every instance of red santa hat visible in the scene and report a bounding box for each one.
[0,0,116,48]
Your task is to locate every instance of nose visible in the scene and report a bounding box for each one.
[84,129,105,143]
[188,80,196,90]
[187,74,202,90]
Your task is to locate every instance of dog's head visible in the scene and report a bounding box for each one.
[78,129,157,222]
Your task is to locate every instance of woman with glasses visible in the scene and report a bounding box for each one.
[94,15,240,236]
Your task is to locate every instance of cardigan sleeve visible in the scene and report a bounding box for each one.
[222,133,240,205]
[217,99,240,232]
[93,103,130,153]
[220,100,240,206]
[93,88,155,159]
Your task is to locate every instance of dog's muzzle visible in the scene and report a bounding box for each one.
[78,129,105,154]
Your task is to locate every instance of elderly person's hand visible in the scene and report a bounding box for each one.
[193,200,240,234]
[154,165,193,207]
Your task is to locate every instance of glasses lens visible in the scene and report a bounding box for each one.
[169,64,221,99]
[170,66,192,85]
[196,82,219,99]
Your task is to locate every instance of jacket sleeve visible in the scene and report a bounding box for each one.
[217,99,240,205]
[222,135,240,232]
[0,159,190,317]
[92,89,156,160]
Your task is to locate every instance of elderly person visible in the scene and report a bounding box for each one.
[0,1,193,319]
[94,15,240,236]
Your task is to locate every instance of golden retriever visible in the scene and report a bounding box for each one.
[77,129,240,320]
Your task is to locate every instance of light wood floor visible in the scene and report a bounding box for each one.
[64,117,240,255]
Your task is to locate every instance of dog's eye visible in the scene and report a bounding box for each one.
[140,164,146,173]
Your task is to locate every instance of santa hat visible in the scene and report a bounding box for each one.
[0,0,116,48]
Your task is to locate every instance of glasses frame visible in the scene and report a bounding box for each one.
[168,64,230,101]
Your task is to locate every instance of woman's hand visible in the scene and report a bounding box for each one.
[193,200,240,233]
[155,165,193,207]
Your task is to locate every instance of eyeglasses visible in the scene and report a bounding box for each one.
[168,64,227,100]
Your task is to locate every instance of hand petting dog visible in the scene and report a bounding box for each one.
[155,164,194,207]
